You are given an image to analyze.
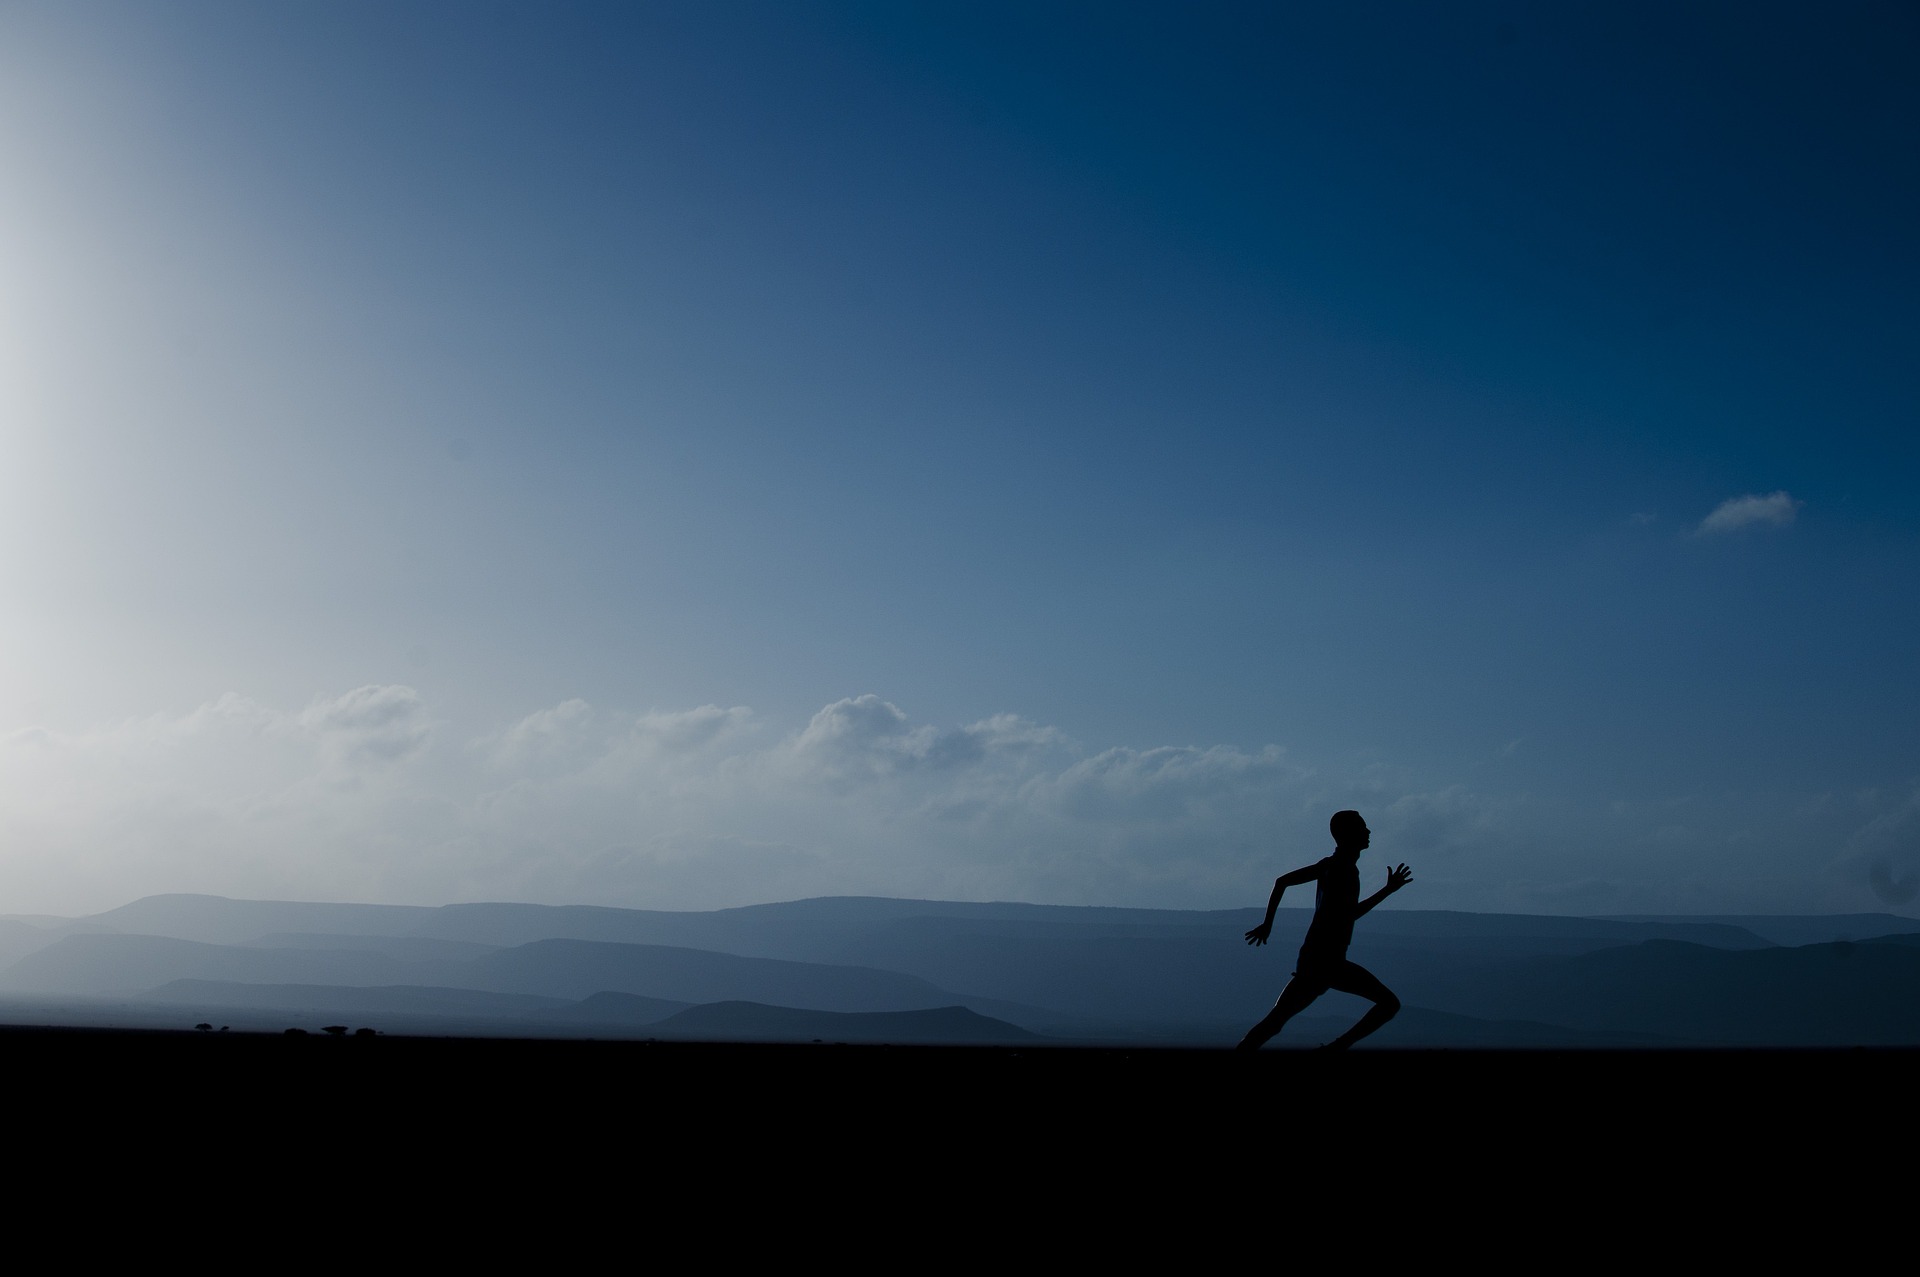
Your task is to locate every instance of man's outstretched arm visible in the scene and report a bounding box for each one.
[1353,863,1413,919]
[1244,864,1322,945]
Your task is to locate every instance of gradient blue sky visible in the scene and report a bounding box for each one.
[1,2,1915,915]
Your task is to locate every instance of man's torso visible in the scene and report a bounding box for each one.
[1299,856,1360,967]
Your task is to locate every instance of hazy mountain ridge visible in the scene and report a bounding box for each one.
[0,930,1030,1013]
[535,991,697,1025]
[1,934,458,997]
[237,933,503,962]
[1437,937,1920,1045]
[139,980,695,1035]
[142,980,573,1017]
[460,937,1001,1013]
[4,894,1918,1046]
[644,1001,1040,1044]
[41,893,1817,959]
[1597,914,1920,948]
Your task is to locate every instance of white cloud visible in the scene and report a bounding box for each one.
[1041,744,1297,823]
[1697,490,1802,534]
[297,684,430,765]
[632,704,753,754]
[481,698,599,771]
[783,695,1061,783]
[789,694,927,779]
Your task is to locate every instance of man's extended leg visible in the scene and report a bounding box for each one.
[1320,961,1401,1051]
[1236,973,1327,1051]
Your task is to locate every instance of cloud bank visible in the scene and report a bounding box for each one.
[0,687,1901,917]
[0,687,1517,914]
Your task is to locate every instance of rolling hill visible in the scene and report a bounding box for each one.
[5,893,1919,1046]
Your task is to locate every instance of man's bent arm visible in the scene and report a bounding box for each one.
[1354,863,1413,919]
[1245,864,1320,944]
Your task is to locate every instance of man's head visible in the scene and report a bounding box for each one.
[1330,810,1370,851]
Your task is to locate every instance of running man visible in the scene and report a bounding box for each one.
[1237,810,1411,1051]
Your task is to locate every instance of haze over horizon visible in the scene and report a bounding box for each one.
[1,3,1915,918]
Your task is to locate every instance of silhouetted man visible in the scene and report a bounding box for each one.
[1237,810,1411,1051]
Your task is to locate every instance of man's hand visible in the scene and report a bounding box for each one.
[1244,921,1272,946]
[1384,863,1412,893]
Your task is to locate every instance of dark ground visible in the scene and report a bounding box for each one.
[10,1025,1894,1257]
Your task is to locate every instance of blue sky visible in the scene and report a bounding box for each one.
[0,2,1915,915]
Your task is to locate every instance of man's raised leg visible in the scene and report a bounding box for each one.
[1320,962,1400,1051]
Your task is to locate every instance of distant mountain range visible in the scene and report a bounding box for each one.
[3,893,1918,1047]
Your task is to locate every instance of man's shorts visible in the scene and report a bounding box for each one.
[1289,955,1388,1000]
